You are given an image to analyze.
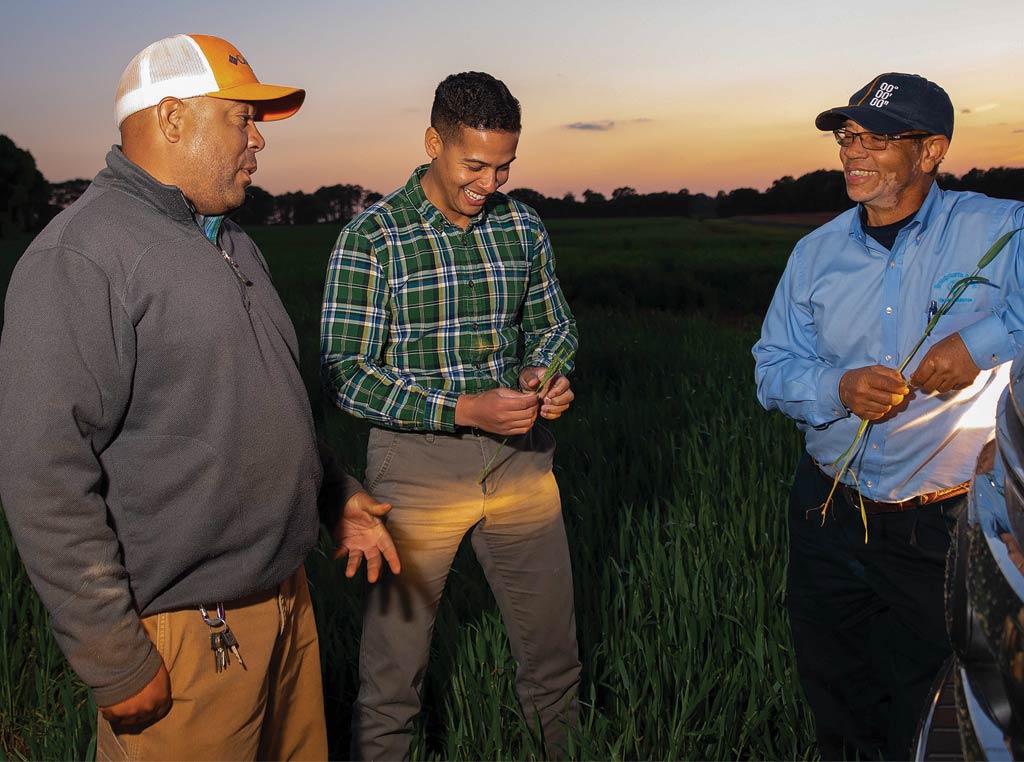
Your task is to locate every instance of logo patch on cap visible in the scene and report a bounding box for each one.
[227,54,248,66]
[869,82,899,109]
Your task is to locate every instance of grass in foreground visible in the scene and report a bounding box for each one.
[0,221,814,759]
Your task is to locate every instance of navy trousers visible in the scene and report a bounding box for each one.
[787,452,963,760]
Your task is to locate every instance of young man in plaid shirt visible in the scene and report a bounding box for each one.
[320,71,581,759]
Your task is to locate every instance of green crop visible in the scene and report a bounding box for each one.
[0,220,816,760]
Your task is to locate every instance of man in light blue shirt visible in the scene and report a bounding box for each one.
[754,72,1024,759]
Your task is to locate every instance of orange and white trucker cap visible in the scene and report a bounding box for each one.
[115,34,305,128]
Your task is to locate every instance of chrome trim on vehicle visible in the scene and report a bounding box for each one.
[959,664,1013,760]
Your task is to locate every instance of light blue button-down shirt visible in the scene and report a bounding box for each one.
[754,183,1024,501]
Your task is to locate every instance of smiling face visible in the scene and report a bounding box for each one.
[178,96,264,215]
[420,125,519,229]
[839,119,948,226]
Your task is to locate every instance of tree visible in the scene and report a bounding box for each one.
[314,184,366,223]
[940,167,1024,202]
[49,178,91,210]
[716,187,764,217]
[508,187,558,216]
[0,135,50,237]
[274,191,325,226]
[231,186,277,226]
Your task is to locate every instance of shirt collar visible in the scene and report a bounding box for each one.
[177,192,225,244]
[193,211,225,244]
[404,164,487,233]
[848,180,943,242]
[102,146,195,224]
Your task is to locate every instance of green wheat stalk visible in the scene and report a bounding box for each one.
[822,227,1023,542]
[478,347,572,484]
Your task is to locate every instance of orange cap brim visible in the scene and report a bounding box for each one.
[205,83,306,121]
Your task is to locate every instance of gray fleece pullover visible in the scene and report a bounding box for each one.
[0,148,350,706]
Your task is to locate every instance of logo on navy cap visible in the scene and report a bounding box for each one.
[869,82,899,109]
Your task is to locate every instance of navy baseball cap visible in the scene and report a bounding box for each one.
[815,73,954,139]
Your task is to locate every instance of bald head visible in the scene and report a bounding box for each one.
[119,106,163,166]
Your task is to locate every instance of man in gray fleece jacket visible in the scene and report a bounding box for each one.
[0,34,399,760]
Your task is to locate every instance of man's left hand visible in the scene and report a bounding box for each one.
[519,366,574,420]
[909,332,980,394]
[331,490,401,582]
[99,662,172,732]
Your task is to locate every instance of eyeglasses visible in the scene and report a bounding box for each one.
[833,128,930,150]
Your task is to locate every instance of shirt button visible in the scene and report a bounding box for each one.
[866,481,873,487]
[885,306,893,315]
[889,261,896,268]
[872,444,878,450]
[992,354,999,363]
[885,354,893,362]
[468,281,475,289]
[472,322,478,330]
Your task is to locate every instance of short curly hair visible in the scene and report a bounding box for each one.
[431,72,521,141]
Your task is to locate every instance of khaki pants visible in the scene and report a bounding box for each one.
[352,426,581,760]
[97,566,327,761]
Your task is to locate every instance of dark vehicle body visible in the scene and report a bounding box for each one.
[916,354,1024,761]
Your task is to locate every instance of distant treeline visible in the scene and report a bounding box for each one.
[533,166,1024,220]
[4,132,1024,236]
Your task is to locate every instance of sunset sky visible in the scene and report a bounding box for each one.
[3,0,1023,199]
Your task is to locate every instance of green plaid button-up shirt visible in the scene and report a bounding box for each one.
[320,165,578,432]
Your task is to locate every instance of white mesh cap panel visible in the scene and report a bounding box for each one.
[115,35,219,127]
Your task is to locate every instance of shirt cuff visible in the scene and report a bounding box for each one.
[959,314,1015,370]
[423,388,459,432]
[815,366,850,426]
[524,349,554,371]
[91,642,163,707]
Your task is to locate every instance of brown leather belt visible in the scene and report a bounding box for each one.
[817,463,970,515]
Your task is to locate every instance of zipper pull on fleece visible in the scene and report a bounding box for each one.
[221,250,253,287]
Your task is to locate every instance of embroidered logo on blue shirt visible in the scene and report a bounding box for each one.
[935,271,974,304]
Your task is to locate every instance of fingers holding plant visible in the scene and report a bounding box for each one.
[455,387,539,436]
[839,365,910,420]
[520,366,574,419]
[823,227,1023,541]
[909,332,980,393]
[539,373,573,419]
[479,349,574,483]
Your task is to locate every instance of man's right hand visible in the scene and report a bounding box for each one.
[455,387,540,435]
[839,365,910,421]
[99,662,171,732]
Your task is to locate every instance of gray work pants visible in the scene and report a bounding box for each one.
[351,425,581,760]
